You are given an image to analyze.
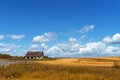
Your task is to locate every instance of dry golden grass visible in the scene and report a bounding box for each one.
[0,62,120,80]
[0,57,120,80]
[40,57,120,67]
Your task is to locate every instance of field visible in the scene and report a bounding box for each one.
[0,57,120,80]
[40,57,120,66]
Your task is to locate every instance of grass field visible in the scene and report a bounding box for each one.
[40,57,120,66]
[0,57,120,80]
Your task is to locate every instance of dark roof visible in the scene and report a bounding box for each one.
[25,51,44,57]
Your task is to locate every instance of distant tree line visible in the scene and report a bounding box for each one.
[0,53,24,60]
[0,53,54,60]
[0,53,11,59]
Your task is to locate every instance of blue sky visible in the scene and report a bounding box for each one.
[0,0,120,57]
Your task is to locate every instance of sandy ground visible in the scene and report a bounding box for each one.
[40,57,120,67]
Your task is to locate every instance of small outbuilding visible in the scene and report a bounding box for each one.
[25,51,44,59]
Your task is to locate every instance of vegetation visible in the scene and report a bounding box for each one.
[0,62,120,80]
[0,53,25,60]
[113,61,120,68]
[0,54,11,59]
[0,53,55,60]
[77,58,120,62]
[41,56,57,61]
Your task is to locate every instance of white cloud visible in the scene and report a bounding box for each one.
[45,34,120,57]
[105,46,120,54]
[46,40,120,57]
[69,37,77,44]
[103,33,120,44]
[79,42,106,54]
[47,37,80,56]
[0,43,5,47]
[41,43,48,50]
[29,44,40,52]
[0,43,20,55]
[0,35,4,40]
[77,25,95,34]
[29,43,49,52]
[1,31,120,57]
[33,32,57,43]
[80,35,86,40]
[7,34,25,40]
[47,45,60,55]
[30,44,39,49]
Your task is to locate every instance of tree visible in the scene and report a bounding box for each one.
[0,54,11,59]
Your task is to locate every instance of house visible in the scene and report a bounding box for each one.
[25,51,44,59]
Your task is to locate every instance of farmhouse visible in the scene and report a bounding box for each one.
[25,51,44,59]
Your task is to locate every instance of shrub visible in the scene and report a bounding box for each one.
[0,54,11,59]
[113,62,120,68]
[4,69,22,79]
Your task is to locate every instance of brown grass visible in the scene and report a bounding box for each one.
[40,57,120,66]
[0,57,120,80]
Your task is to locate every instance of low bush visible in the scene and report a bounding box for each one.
[4,69,22,79]
[113,61,120,68]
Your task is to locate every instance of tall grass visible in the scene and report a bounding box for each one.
[0,62,120,80]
